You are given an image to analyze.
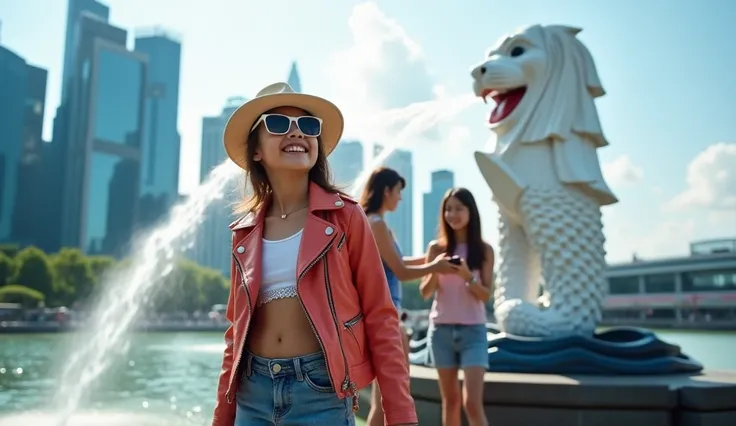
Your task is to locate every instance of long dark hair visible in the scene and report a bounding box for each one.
[438,187,486,270]
[359,167,406,215]
[235,110,343,214]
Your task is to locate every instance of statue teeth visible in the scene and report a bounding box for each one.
[496,99,506,115]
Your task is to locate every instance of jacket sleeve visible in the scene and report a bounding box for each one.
[211,248,237,426]
[347,205,418,425]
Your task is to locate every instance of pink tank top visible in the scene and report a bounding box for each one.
[429,243,487,325]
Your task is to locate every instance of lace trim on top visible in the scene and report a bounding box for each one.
[258,285,298,306]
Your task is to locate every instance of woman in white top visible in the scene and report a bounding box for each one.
[212,83,417,426]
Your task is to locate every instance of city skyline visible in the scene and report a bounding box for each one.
[0,0,734,263]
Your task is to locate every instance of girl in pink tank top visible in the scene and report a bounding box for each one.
[419,187,494,426]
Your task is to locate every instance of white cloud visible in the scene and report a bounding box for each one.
[602,144,736,262]
[432,84,448,98]
[603,208,696,263]
[326,2,438,138]
[668,142,736,211]
[445,125,471,156]
[602,155,644,188]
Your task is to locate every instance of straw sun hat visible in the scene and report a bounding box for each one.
[223,82,345,170]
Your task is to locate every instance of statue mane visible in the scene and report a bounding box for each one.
[503,24,608,148]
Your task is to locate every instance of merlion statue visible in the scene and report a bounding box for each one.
[470,24,618,337]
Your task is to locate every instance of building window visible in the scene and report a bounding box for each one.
[608,276,640,295]
[681,269,736,292]
[92,48,144,146]
[643,273,676,293]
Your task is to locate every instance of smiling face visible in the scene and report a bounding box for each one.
[252,106,320,174]
[443,195,470,231]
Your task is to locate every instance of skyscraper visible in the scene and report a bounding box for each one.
[60,15,147,256]
[45,0,112,252]
[287,62,302,93]
[329,140,364,192]
[134,28,183,227]
[423,170,455,248]
[0,45,30,240]
[195,97,245,276]
[11,64,48,246]
[61,0,109,102]
[373,145,414,255]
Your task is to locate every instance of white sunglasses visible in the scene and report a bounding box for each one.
[250,113,323,137]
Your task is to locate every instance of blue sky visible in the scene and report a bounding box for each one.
[1,0,734,261]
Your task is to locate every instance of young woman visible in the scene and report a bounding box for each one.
[419,188,494,426]
[360,167,459,426]
[212,82,418,426]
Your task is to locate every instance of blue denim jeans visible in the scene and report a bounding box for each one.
[428,323,489,369]
[234,350,356,426]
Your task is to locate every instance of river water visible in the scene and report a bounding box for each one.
[0,330,733,425]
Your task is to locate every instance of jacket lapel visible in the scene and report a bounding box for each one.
[231,209,265,299]
[229,183,349,291]
[296,182,347,280]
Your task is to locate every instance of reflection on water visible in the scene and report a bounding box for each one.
[0,333,222,425]
[0,330,733,424]
[648,329,736,371]
[0,411,183,426]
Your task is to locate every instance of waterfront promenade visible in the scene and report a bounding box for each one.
[3,309,736,334]
[0,319,229,334]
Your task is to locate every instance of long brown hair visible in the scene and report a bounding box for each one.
[235,112,343,214]
[437,187,486,270]
[359,167,406,215]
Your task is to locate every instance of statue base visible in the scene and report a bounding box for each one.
[357,366,736,426]
[379,322,736,425]
[409,324,704,375]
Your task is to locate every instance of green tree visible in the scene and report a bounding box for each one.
[87,255,116,286]
[0,284,45,307]
[0,244,20,258]
[152,259,229,314]
[177,260,207,313]
[51,248,95,306]
[10,247,55,303]
[200,268,229,308]
[0,252,16,286]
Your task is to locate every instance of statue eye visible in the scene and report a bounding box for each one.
[510,46,525,57]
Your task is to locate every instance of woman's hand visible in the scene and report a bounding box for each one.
[455,258,475,282]
[431,254,459,274]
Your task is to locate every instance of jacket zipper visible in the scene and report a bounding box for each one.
[343,313,363,359]
[344,312,363,328]
[296,235,337,392]
[225,253,253,404]
[323,255,359,412]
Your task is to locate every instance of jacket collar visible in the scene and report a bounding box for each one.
[229,181,347,231]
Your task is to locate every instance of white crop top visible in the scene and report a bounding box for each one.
[259,229,303,306]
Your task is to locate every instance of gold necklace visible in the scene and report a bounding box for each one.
[279,205,308,219]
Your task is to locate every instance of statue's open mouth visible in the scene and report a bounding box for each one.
[481,87,527,124]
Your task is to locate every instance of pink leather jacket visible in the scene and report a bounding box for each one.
[211,182,417,426]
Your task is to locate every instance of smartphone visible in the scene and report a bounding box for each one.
[448,256,462,265]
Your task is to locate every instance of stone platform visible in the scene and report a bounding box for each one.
[357,366,736,426]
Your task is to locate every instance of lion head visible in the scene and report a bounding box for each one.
[470,24,607,148]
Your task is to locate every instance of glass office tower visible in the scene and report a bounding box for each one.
[82,41,147,255]
[0,46,28,240]
[135,29,182,227]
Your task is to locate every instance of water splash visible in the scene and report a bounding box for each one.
[53,162,241,425]
[50,93,476,425]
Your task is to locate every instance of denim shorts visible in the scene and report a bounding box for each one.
[427,323,489,369]
[234,351,356,425]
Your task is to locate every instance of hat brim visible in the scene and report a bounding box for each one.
[223,93,344,170]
